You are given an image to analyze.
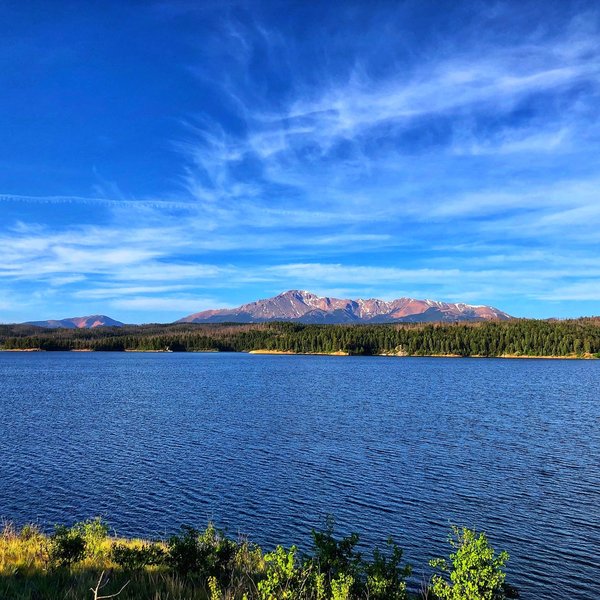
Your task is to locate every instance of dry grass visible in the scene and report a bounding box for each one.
[0,522,211,600]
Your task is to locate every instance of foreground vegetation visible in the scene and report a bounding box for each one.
[0,519,518,600]
[1,318,599,357]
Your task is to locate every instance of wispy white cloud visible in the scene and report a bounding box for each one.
[238,21,600,161]
[536,281,600,302]
[2,5,600,321]
[109,296,230,312]
[175,12,600,256]
[424,178,600,222]
[74,284,197,299]
[451,126,572,156]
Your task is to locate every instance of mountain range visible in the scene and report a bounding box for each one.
[177,290,512,324]
[25,315,125,329]
[20,291,512,328]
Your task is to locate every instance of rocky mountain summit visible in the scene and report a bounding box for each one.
[25,315,124,329]
[178,290,512,324]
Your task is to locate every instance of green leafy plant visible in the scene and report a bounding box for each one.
[330,572,353,600]
[366,537,411,600]
[308,518,412,599]
[310,517,362,591]
[208,575,222,600]
[257,545,316,600]
[74,517,109,558]
[111,542,165,570]
[429,526,509,600]
[49,525,86,567]
[167,525,205,577]
[197,523,237,582]
[167,523,236,580]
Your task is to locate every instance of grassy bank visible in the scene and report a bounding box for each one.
[0,518,518,600]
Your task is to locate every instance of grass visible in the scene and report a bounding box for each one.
[0,522,208,599]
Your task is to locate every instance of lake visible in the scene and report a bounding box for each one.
[0,352,598,598]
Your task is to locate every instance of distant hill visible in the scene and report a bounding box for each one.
[177,290,512,324]
[24,315,124,329]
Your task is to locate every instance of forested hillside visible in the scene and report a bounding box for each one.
[1,319,599,357]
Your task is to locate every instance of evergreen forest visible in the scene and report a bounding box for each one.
[1,319,599,357]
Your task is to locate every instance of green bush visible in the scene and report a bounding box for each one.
[167,523,236,580]
[258,545,305,600]
[330,572,354,600]
[47,518,109,567]
[167,525,204,576]
[73,517,109,558]
[429,526,509,600]
[308,519,411,599]
[365,537,411,600]
[111,542,165,570]
[198,523,237,581]
[310,518,362,590]
[49,525,86,567]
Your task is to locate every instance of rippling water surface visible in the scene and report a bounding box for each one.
[0,352,598,598]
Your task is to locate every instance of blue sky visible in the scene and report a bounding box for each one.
[1,0,600,323]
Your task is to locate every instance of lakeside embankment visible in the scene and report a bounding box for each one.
[250,350,598,359]
[0,518,516,600]
[2,347,598,359]
[249,349,350,356]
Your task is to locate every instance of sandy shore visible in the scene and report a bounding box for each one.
[248,349,349,356]
[1,348,596,359]
[0,348,44,352]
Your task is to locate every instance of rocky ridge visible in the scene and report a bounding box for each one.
[178,290,512,324]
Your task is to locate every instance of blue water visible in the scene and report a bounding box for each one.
[0,352,598,598]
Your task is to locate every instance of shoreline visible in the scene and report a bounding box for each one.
[248,349,598,359]
[0,348,597,359]
[248,349,349,356]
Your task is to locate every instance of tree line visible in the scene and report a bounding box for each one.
[1,318,599,357]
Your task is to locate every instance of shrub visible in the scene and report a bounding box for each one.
[208,575,222,600]
[48,518,109,567]
[309,518,412,599]
[49,525,86,567]
[167,523,236,580]
[73,517,109,558]
[310,518,362,588]
[257,545,316,600]
[167,525,204,576]
[198,523,237,581]
[111,542,165,570]
[366,537,411,600]
[330,572,354,600]
[429,526,509,600]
